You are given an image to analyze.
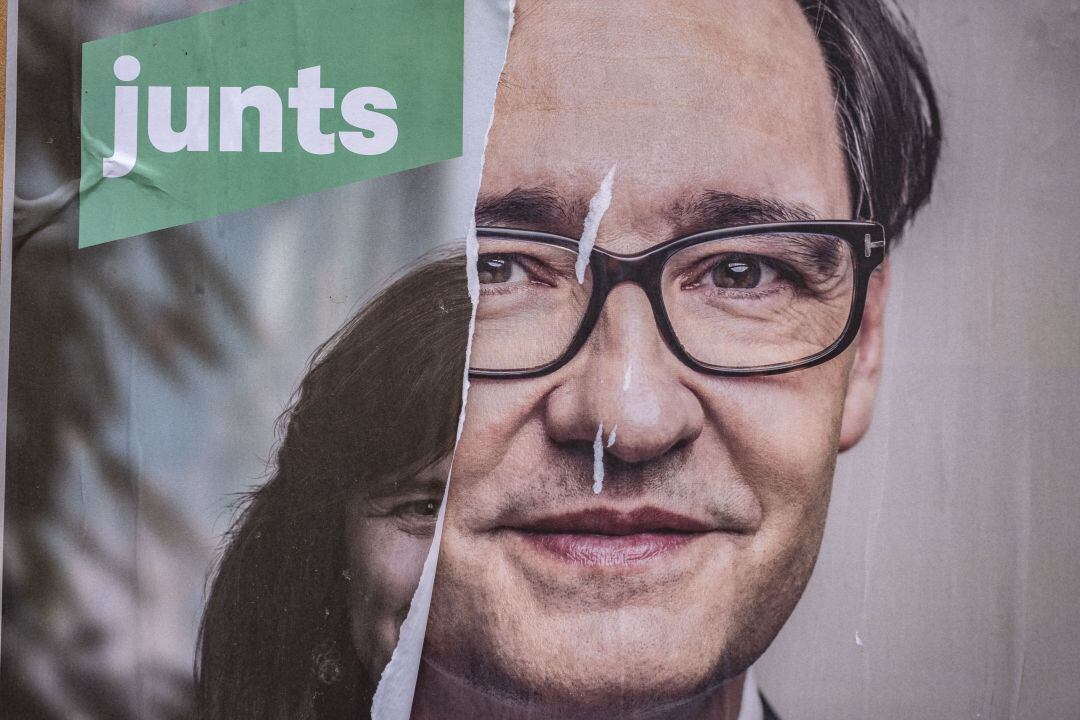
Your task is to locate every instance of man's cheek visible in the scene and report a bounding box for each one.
[454,384,542,472]
[702,372,845,508]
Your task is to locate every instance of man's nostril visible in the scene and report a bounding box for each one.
[601,436,693,472]
[556,438,601,463]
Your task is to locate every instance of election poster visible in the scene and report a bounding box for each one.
[1,2,1079,719]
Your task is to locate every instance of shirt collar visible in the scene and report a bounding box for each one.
[738,666,764,720]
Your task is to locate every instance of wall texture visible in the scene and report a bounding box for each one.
[758,2,1080,718]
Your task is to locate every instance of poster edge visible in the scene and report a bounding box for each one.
[0,0,19,659]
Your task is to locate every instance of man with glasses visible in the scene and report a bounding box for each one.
[403,0,941,717]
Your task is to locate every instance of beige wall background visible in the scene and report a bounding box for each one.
[758,2,1080,718]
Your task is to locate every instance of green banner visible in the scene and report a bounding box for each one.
[79,0,463,248]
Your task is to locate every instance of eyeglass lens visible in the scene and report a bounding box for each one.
[470,232,856,373]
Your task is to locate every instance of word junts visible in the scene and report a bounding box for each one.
[104,55,399,178]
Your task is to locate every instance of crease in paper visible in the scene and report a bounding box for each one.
[370,2,517,718]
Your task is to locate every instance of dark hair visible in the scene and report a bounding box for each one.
[797,0,942,240]
[195,251,470,720]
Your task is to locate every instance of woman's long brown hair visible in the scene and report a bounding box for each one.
[195,250,471,720]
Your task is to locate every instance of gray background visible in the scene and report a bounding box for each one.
[758,1,1080,718]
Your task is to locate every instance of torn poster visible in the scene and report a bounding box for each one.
[6,1,1078,719]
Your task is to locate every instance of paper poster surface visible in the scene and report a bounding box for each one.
[4,1,1080,719]
[2,0,506,717]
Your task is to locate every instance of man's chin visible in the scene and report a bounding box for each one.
[418,655,734,720]
[419,528,770,714]
[419,606,754,718]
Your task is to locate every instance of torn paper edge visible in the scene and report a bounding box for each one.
[592,424,605,494]
[369,3,517,718]
[575,164,616,284]
[581,167,618,496]
[0,0,21,644]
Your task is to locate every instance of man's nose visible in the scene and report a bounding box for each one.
[543,284,704,464]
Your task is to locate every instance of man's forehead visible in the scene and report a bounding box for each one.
[503,0,803,86]
[478,0,851,245]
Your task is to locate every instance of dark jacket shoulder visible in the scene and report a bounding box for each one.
[761,692,781,720]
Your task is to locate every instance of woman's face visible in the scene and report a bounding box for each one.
[344,456,450,686]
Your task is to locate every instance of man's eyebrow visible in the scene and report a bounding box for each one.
[674,192,845,277]
[475,186,588,234]
[669,191,818,233]
[474,188,819,236]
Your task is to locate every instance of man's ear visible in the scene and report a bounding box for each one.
[838,261,890,452]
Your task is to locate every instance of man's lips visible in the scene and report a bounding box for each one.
[498,507,725,566]
[516,507,717,535]
[524,531,699,565]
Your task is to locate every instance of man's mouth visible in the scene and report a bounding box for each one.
[501,507,721,566]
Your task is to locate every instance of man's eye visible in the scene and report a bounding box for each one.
[706,255,778,290]
[393,499,441,518]
[477,255,526,284]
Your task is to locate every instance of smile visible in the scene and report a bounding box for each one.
[501,507,719,567]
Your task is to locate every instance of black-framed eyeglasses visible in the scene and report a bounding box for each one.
[468,221,886,379]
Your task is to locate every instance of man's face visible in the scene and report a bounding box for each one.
[425,0,877,712]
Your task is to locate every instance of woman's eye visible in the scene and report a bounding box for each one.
[394,499,440,518]
[707,255,777,290]
[477,255,526,284]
